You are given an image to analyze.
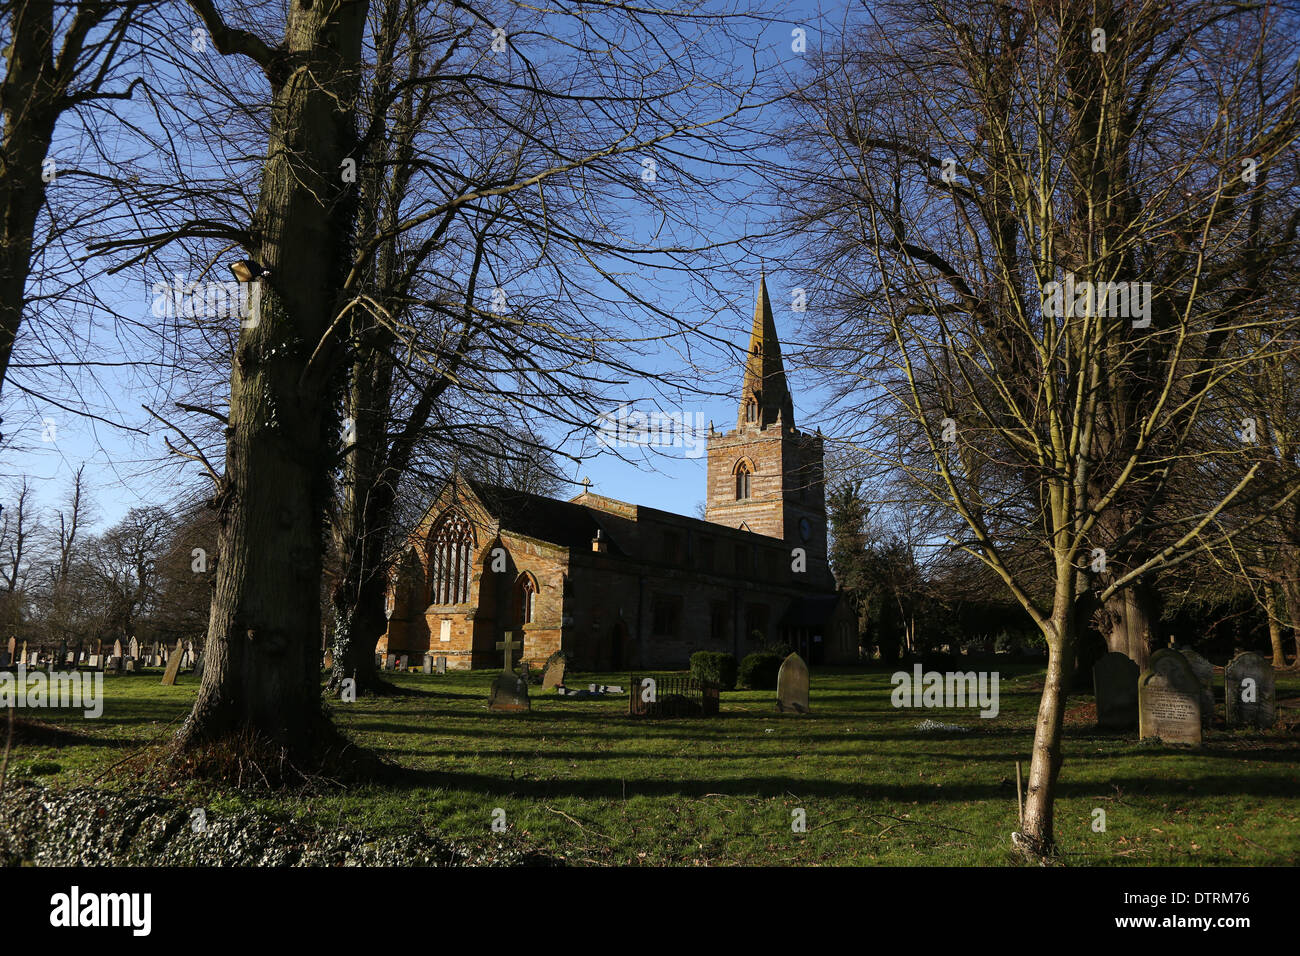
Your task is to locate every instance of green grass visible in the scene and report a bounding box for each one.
[7,663,1299,865]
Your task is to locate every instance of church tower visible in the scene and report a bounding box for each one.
[705,274,829,577]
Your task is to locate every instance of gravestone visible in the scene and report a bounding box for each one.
[1175,646,1215,728]
[776,652,810,714]
[541,651,567,691]
[5,637,14,660]
[496,631,523,672]
[1139,649,1202,745]
[397,654,408,670]
[488,671,531,712]
[436,656,447,675]
[128,637,140,659]
[423,654,434,674]
[112,639,123,660]
[161,639,185,686]
[87,655,101,669]
[1093,652,1140,729]
[488,631,529,712]
[1225,651,1275,729]
[124,658,137,673]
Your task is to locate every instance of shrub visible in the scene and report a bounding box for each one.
[739,652,783,690]
[689,651,737,691]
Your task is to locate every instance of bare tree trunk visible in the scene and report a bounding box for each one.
[1020,602,1076,857]
[1099,580,1159,670]
[1264,581,1287,668]
[177,0,370,770]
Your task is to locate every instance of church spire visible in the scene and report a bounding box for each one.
[740,272,794,429]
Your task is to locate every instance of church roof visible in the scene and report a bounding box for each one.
[464,478,625,554]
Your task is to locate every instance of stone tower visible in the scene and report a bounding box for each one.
[705,274,829,578]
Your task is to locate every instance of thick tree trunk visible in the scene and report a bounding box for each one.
[0,0,59,392]
[177,0,369,765]
[1099,578,1159,670]
[1019,606,1075,858]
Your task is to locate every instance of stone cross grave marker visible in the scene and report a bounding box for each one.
[496,631,523,673]
[160,639,185,686]
[1175,646,1215,728]
[1225,651,1275,729]
[1139,649,1202,745]
[489,632,529,712]
[1093,652,1140,729]
[776,652,810,714]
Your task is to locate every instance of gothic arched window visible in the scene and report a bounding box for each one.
[735,461,752,500]
[430,511,475,605]
[514,573,538,625]
[744,398,758,423]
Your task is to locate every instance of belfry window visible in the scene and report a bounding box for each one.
[735,461,752,500]
[744,398,757,423]
[430,512,474,605]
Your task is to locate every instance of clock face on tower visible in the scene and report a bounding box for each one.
[799,517,812,542]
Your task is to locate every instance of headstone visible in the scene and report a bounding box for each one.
[496,631,523,672]
[5,637,13,660]
[436,656,447,675]
[589,684,624,694]
[1225,651,1275,729]
[776,653,810,714]
[112,639,123,659]
[422,653,434,674]
[397,654,408,670]
[161,639,185,686]
[128,637,140,659]
[124,658,137,673]
[87,654,101,669]
[1093,652,1140,729]
[1139,649,1202,745]
[542,651,567,691]
[1175,646,1215,728]
[488,671,531,712]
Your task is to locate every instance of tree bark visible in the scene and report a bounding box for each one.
[1264,581,1287,668]
[1099,579,1159,670]
[1019,603,1076,858]
[177,0,369,765]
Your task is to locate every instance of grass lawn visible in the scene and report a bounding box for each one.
[5,662,1298,865]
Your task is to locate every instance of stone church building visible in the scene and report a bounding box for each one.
[378,277,857,670]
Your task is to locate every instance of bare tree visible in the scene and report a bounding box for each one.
[781,0,1300,857]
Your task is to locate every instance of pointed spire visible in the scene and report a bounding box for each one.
[740,273,794,429]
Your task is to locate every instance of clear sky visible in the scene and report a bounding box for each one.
[1,1,849,536]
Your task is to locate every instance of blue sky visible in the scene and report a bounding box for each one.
[1,1,850,535]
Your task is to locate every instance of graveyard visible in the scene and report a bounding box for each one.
[3,658,1297,866]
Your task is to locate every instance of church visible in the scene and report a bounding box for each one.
[378,276,857,670]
